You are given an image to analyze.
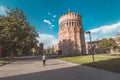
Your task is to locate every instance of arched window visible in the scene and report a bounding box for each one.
[72,22,74,26]
[67,21,68,26]
[69,22,71,26]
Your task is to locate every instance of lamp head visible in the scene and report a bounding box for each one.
[85,31,91,34]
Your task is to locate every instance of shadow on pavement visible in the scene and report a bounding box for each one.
[46,62,65,66]
[0,64,120,80]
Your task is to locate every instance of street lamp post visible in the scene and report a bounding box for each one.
[86,31,95,63]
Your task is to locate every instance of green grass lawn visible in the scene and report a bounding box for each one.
[59,54,120,73]
[0,60,9,66]
[0,60,5,66]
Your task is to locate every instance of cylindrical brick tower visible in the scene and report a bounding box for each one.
[58,10,86,55]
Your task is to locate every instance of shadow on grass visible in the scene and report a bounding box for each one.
[82,58,120,73]
[46,54,88,59]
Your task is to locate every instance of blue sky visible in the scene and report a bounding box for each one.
[0,0,120,47]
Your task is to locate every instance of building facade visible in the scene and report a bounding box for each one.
[86,41,99,54]
[58,10,86,55]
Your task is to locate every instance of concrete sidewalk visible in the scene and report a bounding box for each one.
[0,58,120,80]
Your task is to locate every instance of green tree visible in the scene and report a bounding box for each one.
[116,32,120,42]
[98,38,118,51]
[116,32,120,51]
[46,46,54,54]
[0,7,38,60]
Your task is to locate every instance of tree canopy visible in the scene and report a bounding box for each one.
[98,38,118,50]
[0,7,38,57]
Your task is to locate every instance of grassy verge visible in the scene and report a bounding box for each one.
[59,54,120,73]
[0,60,9,66]
[0,60,5,66]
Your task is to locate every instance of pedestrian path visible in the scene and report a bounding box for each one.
[0,58,120,80]
[0,59,78,78]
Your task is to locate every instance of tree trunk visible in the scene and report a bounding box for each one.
[0,52,1,60]
[9,50,14,61]
[0,46,2,60]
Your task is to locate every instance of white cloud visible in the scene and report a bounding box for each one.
[48,12,57,18]
[90,22,120,33]
[37,33,58,48]
[0,5,6,15]
[43,19,55,29]
[51,25,55,27]
[43,19,51,25]
[49,25,55,29]
[85,22,120,42]
[53,15,56,18]
[44,12,57,29]
[48,12,51,15]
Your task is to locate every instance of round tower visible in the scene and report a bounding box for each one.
[58,10,86,55]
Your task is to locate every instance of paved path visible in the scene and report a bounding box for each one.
[0,57,120,80]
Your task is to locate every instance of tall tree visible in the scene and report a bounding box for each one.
[0,7,38,59]
[116,32,120,43]
[98,38,118,51]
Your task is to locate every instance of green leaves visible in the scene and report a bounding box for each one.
[0,7,38,56]
[98,38,118,50]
